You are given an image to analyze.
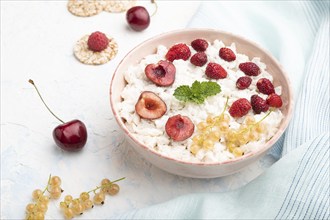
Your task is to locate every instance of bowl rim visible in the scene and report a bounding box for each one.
[110,28,294,166]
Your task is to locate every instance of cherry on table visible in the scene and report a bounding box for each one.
[29,79,87,151]
[53,119,87,152]
[126,0,158,31]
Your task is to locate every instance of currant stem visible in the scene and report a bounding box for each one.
[43,174,52,194]
[28,79,65,124]
[254,110,273,125]
[150,0,158,17]
[238,110,273,135]
[221,97,229,115]
[204,97,230,133]
[87,177,125,194]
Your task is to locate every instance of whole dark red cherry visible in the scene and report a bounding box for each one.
[126,6,150,31]
[53,120,87,151]
[29,79,87,152]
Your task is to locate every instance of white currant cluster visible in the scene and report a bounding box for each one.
[191,98,272,157]
[60,177,125,220]
[25,175,63,220]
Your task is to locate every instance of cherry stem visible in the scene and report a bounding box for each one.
[28,79,65,124]
[150,0,158,17]
[87,177,125,194]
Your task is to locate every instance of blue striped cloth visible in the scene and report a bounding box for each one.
[120,1,329,219]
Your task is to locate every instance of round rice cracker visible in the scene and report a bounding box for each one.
[67,0,103,17]
[102,0,136,13]
[74,35,118,65]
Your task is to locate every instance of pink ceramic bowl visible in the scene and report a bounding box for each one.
[110,29,294,178]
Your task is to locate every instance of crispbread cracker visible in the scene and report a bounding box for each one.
[102,0,136,13]
[74,35,118,65]
[67,0,103,17]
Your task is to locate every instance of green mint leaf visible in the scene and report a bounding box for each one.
[191,80,202,96]
[200,81,221,97]
[173,85,192,102]
[191,95,205,104]
[173,81,221,104]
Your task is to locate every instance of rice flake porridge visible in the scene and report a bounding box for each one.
[118,39,284,163]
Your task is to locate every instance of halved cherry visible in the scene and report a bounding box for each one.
[145,60,176,86]
[165,114,194,141]
[135,91,167,119]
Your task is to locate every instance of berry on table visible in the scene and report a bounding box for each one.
[63,208,74,220]
[25,175,62,220]
[59,177,125,219]
[93,192,105,205]
[50,186,63,199]
[126,6,150,31]
[64,195,73,203]
[83,199,94,210]
[126,0,158,31]
[32,189,43,201]
[71,203,84,215]
[26,203,35,213]
[79,192,90,201]
[29,79,88,152]
[50,176,61,186]
[108,184,120,196]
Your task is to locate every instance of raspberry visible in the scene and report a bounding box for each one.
[257,78,275,95]
[191,39,208,52]
[87,31,109,52]
[229,98,252,118]
[239,62,260,76]
[251,95,269,114]
[205,62,227,79]
[190,52,207,67]
[165,43,191,62]
[219,48,236,62]
[236,76,252,90]
[266,93,283,108]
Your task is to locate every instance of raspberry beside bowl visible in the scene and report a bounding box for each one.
[110,29,294,178]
